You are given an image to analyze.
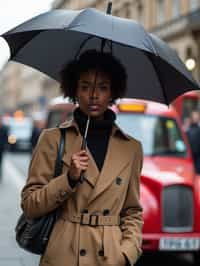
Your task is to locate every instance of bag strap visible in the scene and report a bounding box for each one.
[54,128,66,177]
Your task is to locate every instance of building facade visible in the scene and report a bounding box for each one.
[0,60,59,116]
[53,0,200,80]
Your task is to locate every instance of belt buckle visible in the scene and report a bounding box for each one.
[89,214,99,227]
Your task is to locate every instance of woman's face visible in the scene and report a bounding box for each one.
[76,70,112,119]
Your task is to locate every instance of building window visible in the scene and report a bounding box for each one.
[190,0,199,11]
[124,3,131,18]
[157,0,165,24]
[172,0,180,18]
[137,0,143,23]
[114,9,120,17]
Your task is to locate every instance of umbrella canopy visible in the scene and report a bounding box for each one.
[1,7,200,105]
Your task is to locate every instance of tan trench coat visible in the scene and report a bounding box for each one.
[21,119,143,266]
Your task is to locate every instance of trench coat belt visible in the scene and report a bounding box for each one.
[62,213,120,226]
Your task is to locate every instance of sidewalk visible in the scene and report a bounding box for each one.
[0,156,40,266]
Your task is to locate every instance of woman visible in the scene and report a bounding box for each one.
[21,50,143,266]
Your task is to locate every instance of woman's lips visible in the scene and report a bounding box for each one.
[89,104,100,111]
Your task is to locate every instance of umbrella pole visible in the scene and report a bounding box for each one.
[107,1,112,14]
[79,116,90,183]
[80,3,113,183]
[81,117,90,150]
[101,2,112,52]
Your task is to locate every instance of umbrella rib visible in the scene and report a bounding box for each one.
[146,34,158,56]
[146,52,169,105]
[4,30,43,59]
[74,35,94,59]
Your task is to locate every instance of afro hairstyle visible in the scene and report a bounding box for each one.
[60,49,127,103]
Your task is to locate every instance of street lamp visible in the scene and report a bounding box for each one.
[185,58,196,71]
[185,47,196,71]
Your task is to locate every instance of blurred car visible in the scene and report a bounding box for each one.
[46,97,76,128]
[115,99,200,263]
[5,117,33,152]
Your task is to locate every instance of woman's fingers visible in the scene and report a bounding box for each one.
[72,150,89,163]
[69,150,90,180]
[77,150,88,156]
[73,160,88,169]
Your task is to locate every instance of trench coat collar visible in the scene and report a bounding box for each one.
[59,118,131,141]
[59,118,132,201]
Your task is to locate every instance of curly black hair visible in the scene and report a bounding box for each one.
[60,50,127,103]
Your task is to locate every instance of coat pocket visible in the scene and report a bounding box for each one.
[104,226,125,266]
[44,218,65,258]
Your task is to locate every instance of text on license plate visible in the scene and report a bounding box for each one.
[159,238,200,251]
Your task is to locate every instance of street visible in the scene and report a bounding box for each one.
[0,152,195,266]
[0,152,40,266]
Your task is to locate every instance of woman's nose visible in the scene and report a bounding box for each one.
[90,88,99,99]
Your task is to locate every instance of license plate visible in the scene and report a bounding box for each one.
[159,238,200,251]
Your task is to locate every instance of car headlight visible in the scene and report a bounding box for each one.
[8,135,17,144]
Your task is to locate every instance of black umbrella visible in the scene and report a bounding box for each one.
[2,3,199,105]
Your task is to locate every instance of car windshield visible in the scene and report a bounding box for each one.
[116,113,187,157]
[9,120,33,139]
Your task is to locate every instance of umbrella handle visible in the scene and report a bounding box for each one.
[79,172,85,184]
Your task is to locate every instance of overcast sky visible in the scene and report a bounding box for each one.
[0,0,54,70]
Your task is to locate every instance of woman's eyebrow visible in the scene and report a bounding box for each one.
[79,80,90,84]
[79,80,110,85]
[98,81,110,84]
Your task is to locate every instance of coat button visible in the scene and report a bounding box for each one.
[59,190,67,197]
[80,249,86,256]
[103,209,110,216]
[98,249,104,256]
[116,177,122,185]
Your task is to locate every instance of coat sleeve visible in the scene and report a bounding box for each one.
[120,141,144,266]
[21,128,77,219]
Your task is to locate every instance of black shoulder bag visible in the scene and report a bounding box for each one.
[15,128,66,255]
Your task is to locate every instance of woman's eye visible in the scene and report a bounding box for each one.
[100,86,108,91]
[81,85,89,91]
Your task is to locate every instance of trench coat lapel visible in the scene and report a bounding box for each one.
[62,131,82,168]
[85,148,100,187]
[87,133,131,205]
[61,128,99,188]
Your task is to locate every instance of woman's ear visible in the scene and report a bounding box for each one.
[109,98,114,106]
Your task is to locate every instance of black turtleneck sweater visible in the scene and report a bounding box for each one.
[74,108,116,171]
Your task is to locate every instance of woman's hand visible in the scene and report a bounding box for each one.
[68,150,89,182]
[118,252,127,266]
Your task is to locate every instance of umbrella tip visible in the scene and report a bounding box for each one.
[107,2,112,14]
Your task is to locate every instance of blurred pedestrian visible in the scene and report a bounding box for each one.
[186,110,200,173]
[21,50,144,266]
[182,116,191,132]
[0,117,8,179]
[30,119,44,152]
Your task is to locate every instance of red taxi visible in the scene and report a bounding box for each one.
[115,99,200,263]
[46,98,200,263]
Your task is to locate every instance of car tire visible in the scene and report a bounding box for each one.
[194,252,200,265]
